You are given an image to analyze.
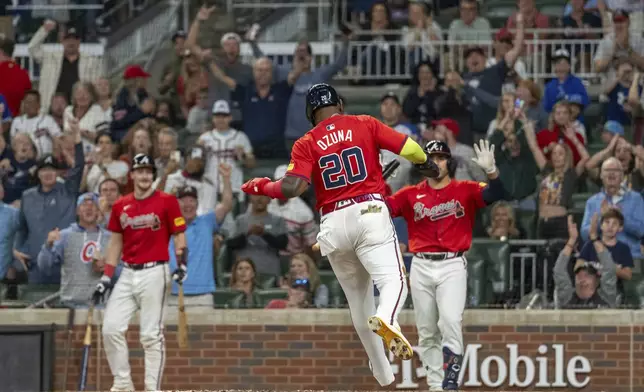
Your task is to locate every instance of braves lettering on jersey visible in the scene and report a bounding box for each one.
[107,191,186,263]
[387,180,487,252]
[286,114,408,210]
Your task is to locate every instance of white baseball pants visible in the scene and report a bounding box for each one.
[102,263,170,391]
[317,197,407,387]
[410,255,467,389]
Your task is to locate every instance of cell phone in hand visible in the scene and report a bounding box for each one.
[171,150,181,162]
[339,23,353,36]
[513,98,525,116]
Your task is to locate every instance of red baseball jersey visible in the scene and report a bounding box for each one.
[286,114,407,210]
[387,179,487,253]
[108,191,186,264]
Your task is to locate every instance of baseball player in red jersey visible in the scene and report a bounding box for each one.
[93,153,188,392]
[242,83,439,387]
[386,139,505,391]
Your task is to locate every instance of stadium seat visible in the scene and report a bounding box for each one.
[329,279,346,308]
[18,284,60,306]
[467,259,488,306]
[466,239,510,304]
[258,274,277,289]
[318,270,336,289]
[516,209,536,239]
[213,289,246,309]
[220,272,232,287]
[623,274,644,308]
[255,289,289,307]
[571,193,593,210]
[215,243,229,287]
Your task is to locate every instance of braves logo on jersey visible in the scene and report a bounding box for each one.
[413,199,465,222]
[120,213,161,230]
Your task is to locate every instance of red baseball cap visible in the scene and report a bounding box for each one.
[431,118,460,137]
[123,65,150,80]
[494,28,513,43]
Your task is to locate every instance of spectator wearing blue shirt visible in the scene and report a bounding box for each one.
[543,49,589,115]
[0,94,12,133]
[581,158,644,258]
[603,60,641,126]
[579,207,633,301]
[206,57,303,159]
[168,163,233,307]
[0,182,19,281]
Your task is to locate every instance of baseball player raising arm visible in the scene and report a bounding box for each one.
[242,83,439,387]
[93,153,188,392]
[386,139,505,391]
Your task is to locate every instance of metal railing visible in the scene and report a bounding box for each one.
[508,239,549,300]
[240,28,606,81]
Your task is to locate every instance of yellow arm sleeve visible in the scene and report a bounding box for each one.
[399,138,427,164]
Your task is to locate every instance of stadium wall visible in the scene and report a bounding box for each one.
[1,309,642,391]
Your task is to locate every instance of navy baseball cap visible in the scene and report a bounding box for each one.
[176,185,198,199]
[604,121,625,136]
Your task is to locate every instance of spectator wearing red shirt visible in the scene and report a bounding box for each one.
[537,101,586,164]
[0,36,32,117]
[507,0,550,50]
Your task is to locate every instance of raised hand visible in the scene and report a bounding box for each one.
[471,139,497,174]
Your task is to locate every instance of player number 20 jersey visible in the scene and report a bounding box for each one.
[286,115,408,210]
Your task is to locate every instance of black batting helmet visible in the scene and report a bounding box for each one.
[424,140,457,177]
[305,83,341,126]
[131,153,157,178]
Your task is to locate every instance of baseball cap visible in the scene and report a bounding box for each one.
[613,9,629,23]
[494,28,513,44]
[123,65,150,80]
[172,30,187,42]
[274,164,288,179]
[64,27,80,40]
[564,94,585,108]
[603,120,625,136]
[380,91,400,105]
[77,192,99,207]
[574,260,601,277]
[552,48,571,63]
[431,118,460,137]
[176,185,198,199]
[212,100,231,115]
[37,154,60,171]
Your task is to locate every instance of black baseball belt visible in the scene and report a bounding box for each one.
[414,251,465,261]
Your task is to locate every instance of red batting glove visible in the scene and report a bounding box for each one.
[241,177,271,195]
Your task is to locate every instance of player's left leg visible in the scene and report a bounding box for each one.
[327,250,395,387]
[353,202,412,360]
[135,264,171,391]
[434,256,468,390]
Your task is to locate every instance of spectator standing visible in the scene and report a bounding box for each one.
[84,132,129,193]
[402,61,441,129]
[176,50,209,119]
[554,216,617,309]
[2,133,38,206]
[207,56,300,158]
[28,20,104,111]
[432,118,486,182]
[459,14,525,141]
[562,0,603,71]
[251,34,350,150]
[118,127,155,194]
[486,28,528,93]
[488,109,540,210]
[168,166,233,307]
[268,165,318,261]
[185,90,209,138]
[537,101,587,164]
[434,71,472,145]
[227,195,288,276]
[37,193,112,308]
[198,100,255,204]
[578,207,633,302]
[98,178,121,226]
[581,157,644,258]
[380,92,417,191]
[516,80,549,131]
[110,65,155,142]
[402,1,443,64]
[528,127,590,239]
[10,90,62,157]
[0,183,19,280]
[594,11,644,77]
[94,77,113,124]
[64,81,109,154]
[543,49,590,115]
[603,59,640,126]
[586,134,644,191]
[447,0,492,43]
[49,93,68,129]
[163,146,215,216]
[158,30,187,114]
[506,0,550,42]
[14,119,84,284]
[0,35,31,118]
[154,128,181,180]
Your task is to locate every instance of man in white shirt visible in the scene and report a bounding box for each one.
[164,146,217,216]
[267,165,319,260]
[10,90,61,158]
[198,100,255,202]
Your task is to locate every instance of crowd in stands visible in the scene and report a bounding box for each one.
[0,0,644,311]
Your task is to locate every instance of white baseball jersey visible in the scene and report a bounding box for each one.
[198,128,252,200]
[10,114,61,157]
[164,171,217,216]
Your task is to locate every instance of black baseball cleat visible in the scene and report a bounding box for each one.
[442,346,462,390]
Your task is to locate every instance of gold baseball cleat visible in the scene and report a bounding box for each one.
[368,316,413,360]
